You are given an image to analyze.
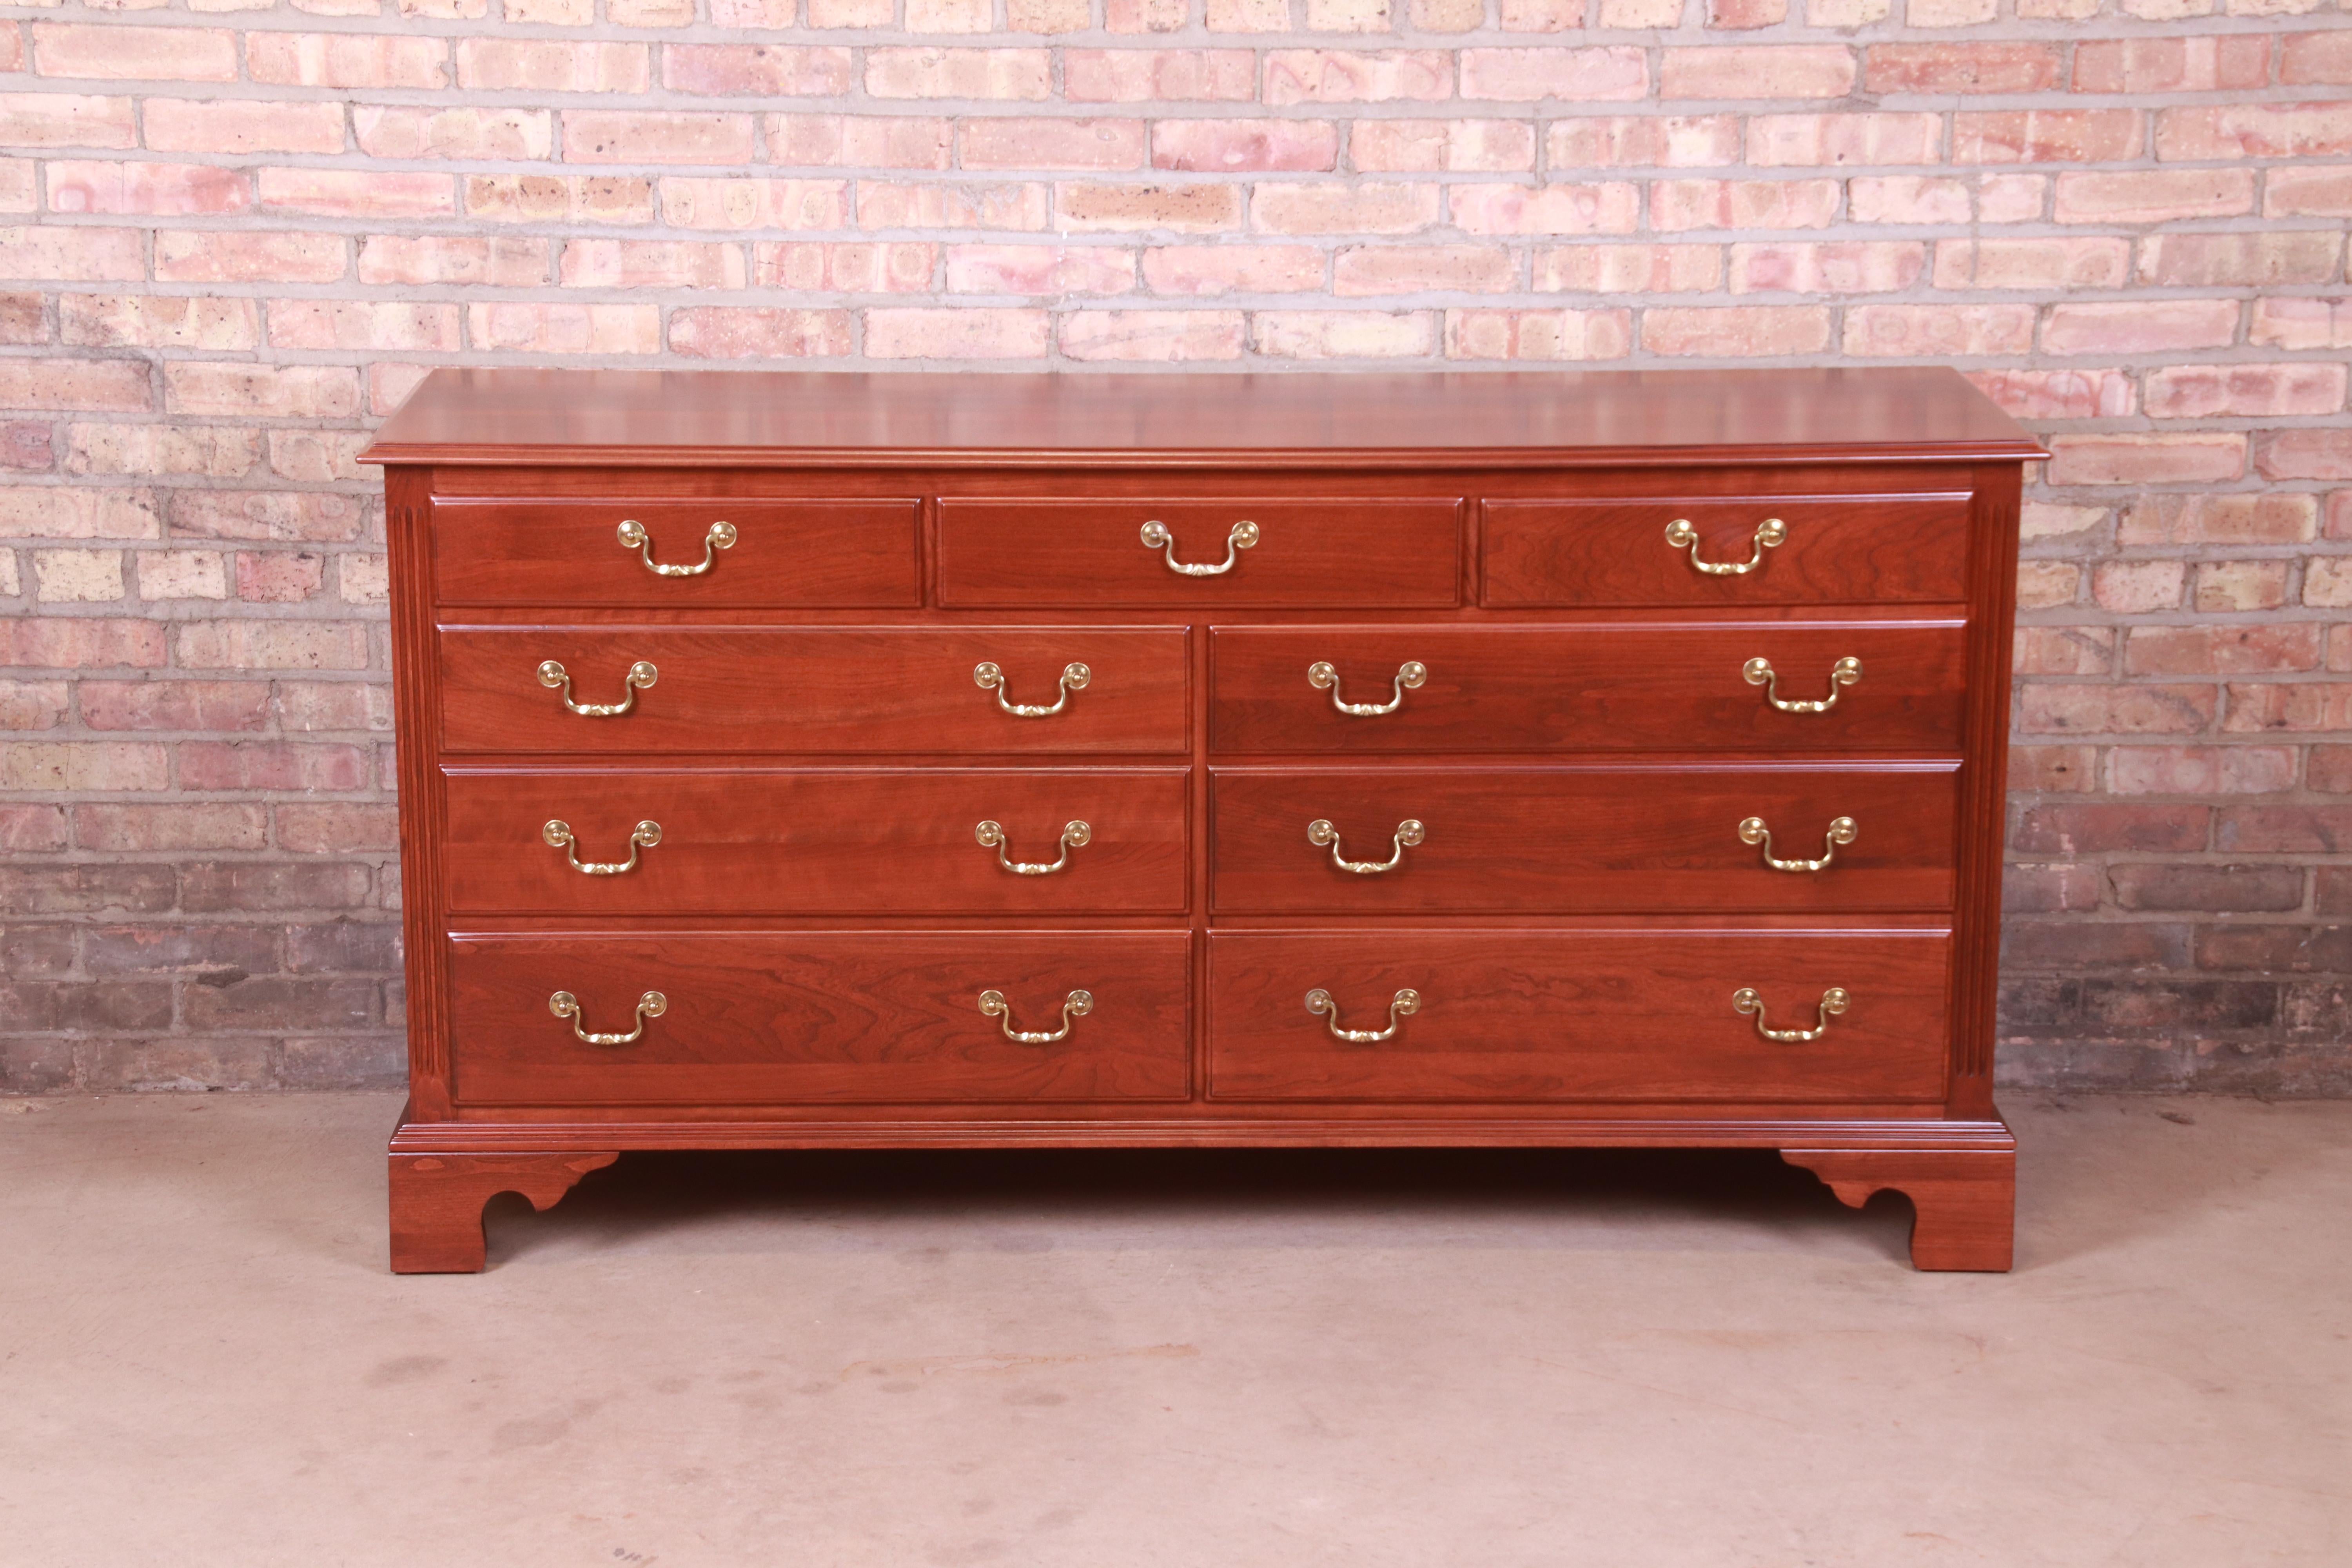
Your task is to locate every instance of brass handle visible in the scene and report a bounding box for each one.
[1732,986,1849,1044]
[549,989,666,1046]
[1744,655,1862,714]
[1307,818,1424,875]
[543,818,661,875]
[975,660,1089,717]
[1305,987,1419,1044]
[1738,815,1856,874]
[537,658,657,718]
[1140,518,1258,576]
[976,818,1090,875]
[1308,660,1425,717]
[1666,516,1785,575]
[617,518,735,577]
[977,988,1092,1044]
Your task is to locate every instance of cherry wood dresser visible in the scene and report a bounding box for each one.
[361,367,2042,1273]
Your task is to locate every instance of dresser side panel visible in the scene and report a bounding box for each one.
[387,464,452,1119]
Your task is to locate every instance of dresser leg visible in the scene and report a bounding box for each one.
[1780,1148,2016,1272]
[388,1151,620,1274]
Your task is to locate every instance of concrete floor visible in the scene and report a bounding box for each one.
[0,1096,2346,1567]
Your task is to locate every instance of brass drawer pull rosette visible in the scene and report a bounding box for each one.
[976,818,1090,876]
[617,518,735,577]
[978,988,1092,1044]
[1305,987,1419,1044]
[543,818,661,876]
[1308,818,1424,875]
[1666,516,1784,576]
[1140,518,1257,576]
[1744,655,1862,714]
[975,661,1089,718]
[537,658,656,718]
[1738,815,1857,874]
[550,989,666,1046]
[1732,986,1848,1044]
[1308,659,1425,717]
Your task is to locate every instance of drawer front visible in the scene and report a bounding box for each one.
[1207,930,1950,1103]
[1482,495,1970,608]
[446,767,1189,915]
[450,931,1191,1105]
[937,497,1462,608]
[441,626,1190,755]
[432,497,920,608]
[1210,622,1965,755]
[1212,765,1956,915]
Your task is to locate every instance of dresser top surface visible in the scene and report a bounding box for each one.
[361,366,2042,469]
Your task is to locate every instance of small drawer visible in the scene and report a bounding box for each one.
[1207,929,1950,1103]
[1482,494,1971,608]
[1211,764,1956,916]
[440,626,1190,755]
[1209,622,1966,755]
[449,931,1191,1106]
[937,496,1462,608]
[431,497,920,608]
[446,766,1189,916]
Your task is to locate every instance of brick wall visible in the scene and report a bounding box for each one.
[0,2,2346,1093]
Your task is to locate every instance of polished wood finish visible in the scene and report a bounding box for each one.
[1210,764,1957,914]
[1481,494,1969,608]
[369,367,2036,1273]
[439,626,1191,755]
[444,766,1189,914]
[387,1149,617,1274]
[448,932,1191,1105]
[1206,929,1950,1103]
[432,497,919,608]
[936,496,1462,608]
[1209,623,1966,755]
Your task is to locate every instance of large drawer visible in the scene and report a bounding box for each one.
[936,496,1462,608]
[1212,764,1956,915]
[449,931,1191,1105]
[1207,929,1950,1103]
[432,497,920,608]
[445,766,1188,915]
[1482,493,1970,608]
[1210,622,1966,755]
[440,626,1190,755]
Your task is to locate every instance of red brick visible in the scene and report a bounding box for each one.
[2054,169,2254,223]
[0,680,68,729]
[144,100,347,156]
[1844,304,2034,358]
[1708,0,1788,24]
[2122,494,2319,547]
[0,805,70,853]
[250,33,450,90]
[2014,626,2115,676]
[2157,103,2352,162]
[2074,36,2270,94]
[945,244,1136,295]
[1459,48,1648,102]
[2009,745,2097,793]
[864,48,1053,100]
[1450,182,1639,236]
[1154,120,1339,172]
[2013,804,2209,855]
[864,308,1049,359]
[1650,178,1838,232]
[662,44,853,96]
[1252,311,1437,359]
[1058,310,1245,361]
[0,619,167,668]
[1545,116,1735,170]
[75,803,267,853]
[2266,166,2352,220]
[1063,50,1257,103]
[0,421,53,472]
[1445,308,1633,361]
[1262,51,1454,105]
[1256,181,1441,236]
[559,240,745,291]
[963,118,1147,172]
[2217,808,2352,854]
[2127,625,2323,677]
[664,307,855,358]
[2043,299,2241,356]
[1952,110,2141,165]
[0,741,169,792]
[2047,434,2247,488]
[234,551,326,604]
[2147,363,2347,421]
[2252,298,2352,352]
[271,682,394,734]
[1968,369,2135,421]
[2020,684,2216,737]
[1141,245,1324,295]
[354,107,552,162]
[1933,237,2131,291]
[155,230,347,285]
[1662,45,1852,99]
[1729,241,1922,296]
[1338,244,1515,296]
[2311,746,2352,793]
[1534,243,1722,293]
[260,168,451,219]
[2283,32,2352,86]
[2224,682,2352,734]
[2258,431,2352,482]
[0,225,145,282]
[79,681,268,732]
[751,241,936,293]
[167,490,363,544]
[859,181,1047,232]
[466,175,657,227]
[172,622,370,672]
[267,301,462,352]
[1867,42,2061,95]
[767,116,951,170]
[176,741,371,793]
[563,111,757,166]
[2003,863,2103,915]
[1058,182,1241,233]
[454,39,641,93]
[2108,746,2298,797]
[1746,112,1938,167]
[660,178,847,230]
[470,303,661,356]
[1641,305,1829,357]
[0,94,137,149]
[32,24,239,82]
[182,976,376,1033]
[276,804,400,854]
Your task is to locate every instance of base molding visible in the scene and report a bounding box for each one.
[1782,1144,2016,1272]
[388,1150,619,1274]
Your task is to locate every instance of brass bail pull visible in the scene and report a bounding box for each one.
[618,519,735,577]
[1140,519,1258,576]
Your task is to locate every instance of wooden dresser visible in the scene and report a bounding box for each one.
[361,367,2042,1273]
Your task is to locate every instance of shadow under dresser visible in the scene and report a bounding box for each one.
[360,366,2044,1272]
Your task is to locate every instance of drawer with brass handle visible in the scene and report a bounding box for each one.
[1210,623,1965,756]
[430,497,920,608]
[1211,765,1956,914]
[440,626,1191,755]
[448,931,1190,1106]
[936,496,1462,607]
[1206,929,1949,1103]
[1481,494,1970,608]
[443,766,1189,915]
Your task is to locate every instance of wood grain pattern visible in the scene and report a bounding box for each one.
[448,931,1191,1105]
[936,496,1462,608]
[1782,1147,2016,1271]
[388,1150,618,1273]
[385,473,453,1120]
[439,626,1191,755]
[1209,622,1967,755]
[1210,764,1958,915]
[361,367,2045,468]
[1207,929,1952,1103]
[1481,494,1970,608]
[444,766,1189,915]
[430,496,919,608]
